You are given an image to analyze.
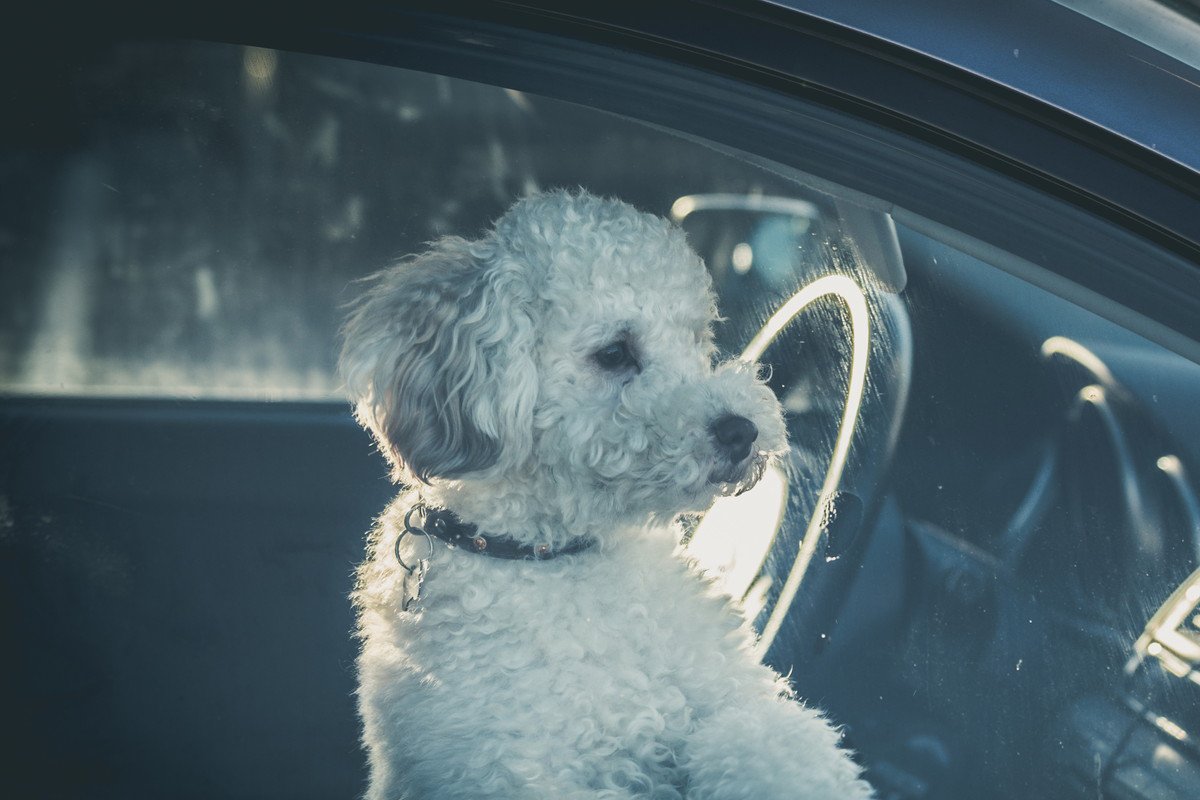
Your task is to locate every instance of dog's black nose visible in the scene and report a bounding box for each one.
[709,414,758,463]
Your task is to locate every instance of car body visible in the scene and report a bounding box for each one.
[2,2,1199,798]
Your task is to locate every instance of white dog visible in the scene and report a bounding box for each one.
[341,190,873,800]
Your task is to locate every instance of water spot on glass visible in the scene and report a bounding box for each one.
[195,267,218,320]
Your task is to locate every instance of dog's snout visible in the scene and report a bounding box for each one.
[709,414,758,463]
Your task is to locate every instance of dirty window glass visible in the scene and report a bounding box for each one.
[1,41,813,399]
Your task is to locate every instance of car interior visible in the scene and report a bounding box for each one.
[3,29,1199,800]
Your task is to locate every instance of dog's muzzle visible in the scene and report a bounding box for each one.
[707,414,768,494]
[710,414,758,463]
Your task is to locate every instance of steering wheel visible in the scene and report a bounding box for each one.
[684,198,914,674]
[752,281,911,671]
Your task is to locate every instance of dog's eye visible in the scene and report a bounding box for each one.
[593,339,640,373]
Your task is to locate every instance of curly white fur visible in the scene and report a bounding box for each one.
[341,190,874,799]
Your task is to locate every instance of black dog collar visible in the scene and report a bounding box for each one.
[408,505,596,561]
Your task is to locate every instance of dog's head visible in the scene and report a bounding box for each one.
[341,190,786,536]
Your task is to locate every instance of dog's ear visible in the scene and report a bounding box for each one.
[340,236,537,483]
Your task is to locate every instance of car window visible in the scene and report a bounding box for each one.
[2,40,813,400]
[4,36,1200,800]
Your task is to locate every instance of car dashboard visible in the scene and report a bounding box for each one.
[746,222,1200,800]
